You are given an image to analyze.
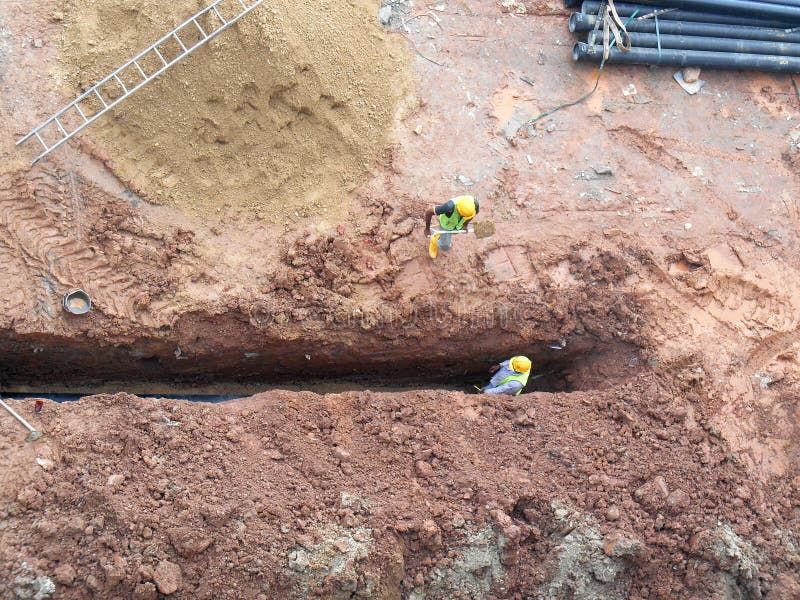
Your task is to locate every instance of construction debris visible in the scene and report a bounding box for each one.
[0,399,42,442]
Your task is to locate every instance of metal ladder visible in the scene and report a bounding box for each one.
[16,0,265,165]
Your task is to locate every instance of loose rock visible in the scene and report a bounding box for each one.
[333,447,352,462]
[107,473,125,487]
[153,560,182,595]
[378,5,392,25]
[133,582,158,600]
[35,458,55,472]
[53,564,76,586]
[666,489,691,513]
[102,556,127,587]
[168,527,214,558]
[682,67,701,83]
[592,165,614,176]
[288,549,310,572]
[415,460,434,479]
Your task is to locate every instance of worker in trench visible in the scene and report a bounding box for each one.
[424,195,479,259]
[479,356,532,396]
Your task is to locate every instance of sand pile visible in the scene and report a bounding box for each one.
[57,0,411,221]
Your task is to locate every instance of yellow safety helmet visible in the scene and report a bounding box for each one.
[456,196,477,219]
[511,356,532,373]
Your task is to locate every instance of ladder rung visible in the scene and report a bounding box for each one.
[133,60,147,79]
[154,48,168,66]
[113,74,128,93]
[192,18,208,38]
[75,104,89,122]
[55,118,69,136]
[34,132,49,151]
[17,0,265,164]
[94,89,108,108]
[173,33,188,52]
[212,6,227,24]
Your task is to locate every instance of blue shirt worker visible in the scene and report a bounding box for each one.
[481,356,532,396]
[424,195,479,259]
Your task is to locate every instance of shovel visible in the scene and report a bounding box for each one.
[427,220,496,239]
[427,220,496,258]
[0,398,43,442]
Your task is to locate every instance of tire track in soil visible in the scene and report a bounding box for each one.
[608,126,742,222]
[0,174,146,323]
[633,247,743,343]
[0,239,35,319]
[696,273,797,337]
[654,254,799,354]
[607,128,800,349]
[745,329,800,375]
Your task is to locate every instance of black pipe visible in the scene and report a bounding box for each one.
[571,12,800,43]
[580,1,789,29]
[573,41,800,72]
[624,0,800,22]
[749,0,800,9]
[1,393,245,403]
[588,30,800,56]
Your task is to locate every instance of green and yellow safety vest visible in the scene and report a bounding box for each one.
[439,195,474,231]
[500,357,531,396]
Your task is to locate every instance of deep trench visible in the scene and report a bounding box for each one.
[0,332,641,401]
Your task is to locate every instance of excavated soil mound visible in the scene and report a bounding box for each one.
[57,0,411,221]
[2,390,799,599]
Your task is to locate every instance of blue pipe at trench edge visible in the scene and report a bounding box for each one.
[1,393,244,404]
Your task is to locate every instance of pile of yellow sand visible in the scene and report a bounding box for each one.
[58,0,411,221]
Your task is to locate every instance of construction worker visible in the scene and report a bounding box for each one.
[424,195,479,259]
[480,356,532,396]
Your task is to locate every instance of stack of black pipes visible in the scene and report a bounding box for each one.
[565,0,800,72]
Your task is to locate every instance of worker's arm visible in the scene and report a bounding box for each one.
[424,208,435,236]
[482,380,523,395]
[490,359,510,374]
[425,200,456,236]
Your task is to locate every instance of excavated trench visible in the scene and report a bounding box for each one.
[0,328,641,399]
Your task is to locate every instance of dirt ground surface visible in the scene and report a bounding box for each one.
[1,0,800,598]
